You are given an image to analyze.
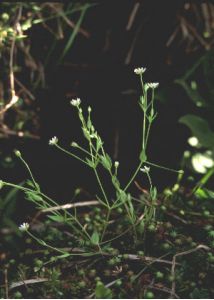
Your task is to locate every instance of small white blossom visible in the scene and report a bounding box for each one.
[147,82,159,89]
[19,222,29,232]
[188,136,199,147]
[49,136,58,146]
[70,98,81,107]
[134,67,146,75]
[114,161,119,168]
[71,141,78,148]
[140,166,150,173]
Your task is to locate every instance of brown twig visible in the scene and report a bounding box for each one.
[14,78,35,100]
[170,244,210,298]
[166,211,188,224]
[41,200,99,213]
[125,254,180,266]
[126,2,140,31]
[179,15,211,49]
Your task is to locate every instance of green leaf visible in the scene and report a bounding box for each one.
[91,230,100,245]
[47,215,66,223]
[82,127,90,141]
[96,137,103,152]
[195,188,214,200]
[26,179,40,191]
[87,118,92,130]
[111,175,120,189]
[95,282,113,299]
[58,4,89,62]
[150,186,157,201]
[100,154,112,171]
[85,157,94,168]
[140,149,147,163]
[179,114,214,149]
[138,219,145,234]
[25,191,43,202]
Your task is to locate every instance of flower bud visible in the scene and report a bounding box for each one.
[14,150,21,157]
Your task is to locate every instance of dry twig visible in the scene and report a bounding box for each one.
[42,200,99,213]
[9,278,49,291]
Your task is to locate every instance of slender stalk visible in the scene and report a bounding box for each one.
[27,231,68,255]
[3,181,91,240]
[123,160,144,192]
[101,208,111,242]
[93,167,109,207]
[55,144,89,166]
[145,121,152,148]
[19,156,38,190]
[89,140,109,207]
[146,161,183,174]
[192,166,214,194]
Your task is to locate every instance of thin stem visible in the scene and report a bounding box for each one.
[3,182,38,194]
[146,172,153,189]
[76,144,95,158]
[124,160,144,192]
[55,144,90,166]
[146,161,183,174]
[140,74,144,96]
[19,156,38,190]
[3,181,91,241]
[101,208,111,242]
[145,121,152,148]
[27,231,68,255]
[40,191,91,239]
[94,168,109,207]
[89,140,109,207]
[192,166,214,194]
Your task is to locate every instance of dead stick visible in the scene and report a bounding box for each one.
[42,200,99,213]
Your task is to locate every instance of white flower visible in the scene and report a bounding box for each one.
[192,151,214,174]
[147,82,159,89]
[19,222,29,232]
[71,141,78,148]
[49,136,58,146]
[188,136,199,147]
[140,166,150,173]
[134,67,146,75]
[114,161,119,168]
[70,98,81,107]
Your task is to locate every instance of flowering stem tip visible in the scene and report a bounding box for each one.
[19,222,29,232]
[49,136,58,146]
